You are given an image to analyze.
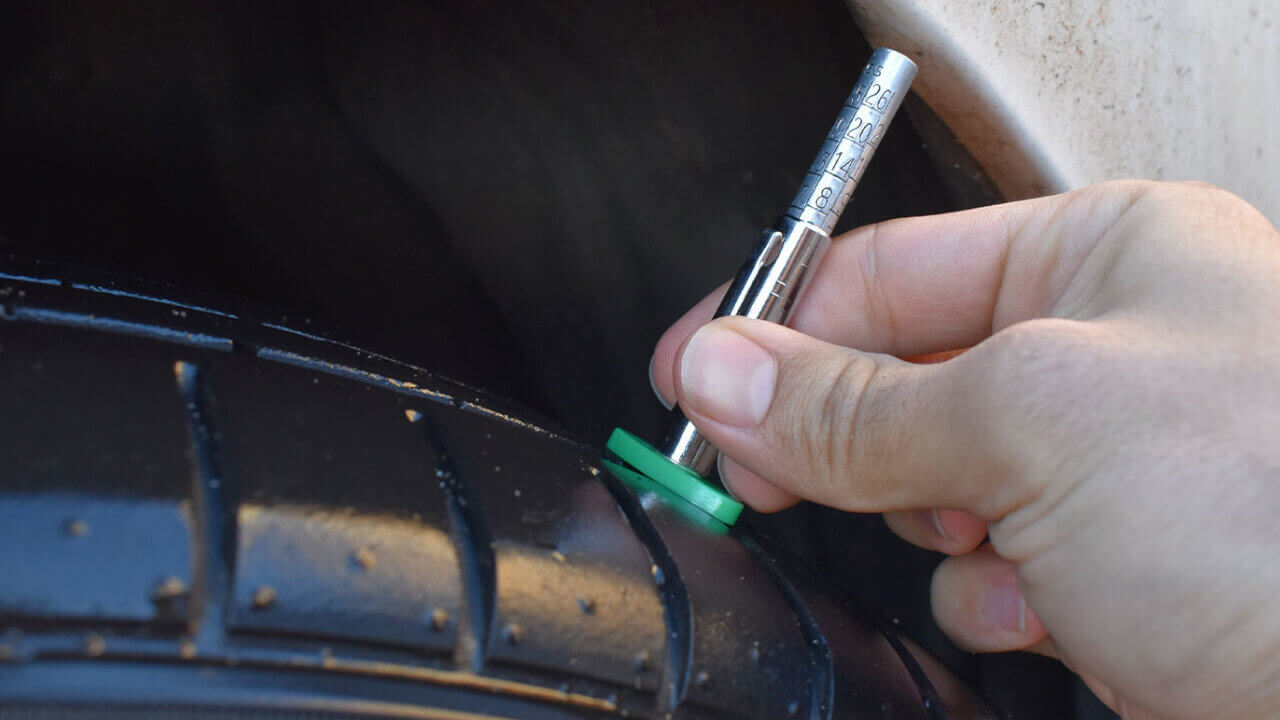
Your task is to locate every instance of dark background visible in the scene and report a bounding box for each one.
[0,2,1110,718]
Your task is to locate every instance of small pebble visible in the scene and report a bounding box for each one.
[428,608,450,632]
[502,623,524,645]
[632,649,651,672]
[694,670,711,690]
[152,575,187,601]
[352,546,377,572]
[84,634,105,657]
[251,585,277,609]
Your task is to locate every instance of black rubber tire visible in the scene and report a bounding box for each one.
[0,265,996,720]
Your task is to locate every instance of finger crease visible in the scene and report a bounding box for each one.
[823,357,877,491]
[1056,185,1154,309]
[990,212,1026,336]
[858,222,901,355]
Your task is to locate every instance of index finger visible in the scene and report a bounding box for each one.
[651,181,1150,403]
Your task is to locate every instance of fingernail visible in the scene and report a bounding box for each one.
[680,324,777,428]
[931,508,952,542]
[649,354,674,410]
[981,584,1028,633]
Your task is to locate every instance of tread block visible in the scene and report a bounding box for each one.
[0,494,192,624]
[427,406,667,694]
[214,356,461,653]
[0,322,203,624]
[0,322,198,498]
[232,503,461,650]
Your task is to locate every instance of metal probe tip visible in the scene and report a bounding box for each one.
[654,47,917,478]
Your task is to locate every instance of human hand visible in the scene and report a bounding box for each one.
[650,181,1280,720]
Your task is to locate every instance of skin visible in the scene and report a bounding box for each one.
[649,180,1280,720]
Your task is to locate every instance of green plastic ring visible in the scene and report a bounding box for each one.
[600,459,729,535]
[606,427,743,526]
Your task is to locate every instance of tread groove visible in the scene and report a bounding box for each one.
[258,347,454,405]
[407,410,496,672]
[0,271,59,285]
[4,306,233,351]
[174,361,237,648]
[738,529,834,720]
[70,283,239,319]
[260,322,443,375]
[592,462,693,713]
[880,628,947,720]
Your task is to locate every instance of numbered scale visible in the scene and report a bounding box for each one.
[787,49,915,234]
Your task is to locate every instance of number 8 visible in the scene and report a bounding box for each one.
[815,187,834,209]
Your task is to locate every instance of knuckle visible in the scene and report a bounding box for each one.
[973,318,1101,421]
[1091,178,1160,197]
[1147,179,1227,207]
[1087,178,1239,211]
[1119,179,1249,222]
[1175,179,1224,193]
[1078,179,1168,218]
[1077,179,1160,213]
[1039,181,1160,257]
[1095,179,1161,224]
[1138,181,1275,243]
[1167,179,1246,206]
[1189,184,1274,233]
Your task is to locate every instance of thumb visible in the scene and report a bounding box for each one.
[673,316,997,515]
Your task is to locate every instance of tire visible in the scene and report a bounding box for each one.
[0,265,996,720]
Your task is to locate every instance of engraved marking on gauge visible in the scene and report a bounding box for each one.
[788,175,820,216]
[845,109,882,147]
[826,143,864,182]
[826,114,850,140]
[845,79,872,108]
[806,172,848,217]
[863,80,898,113]
[832,187,855,218]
